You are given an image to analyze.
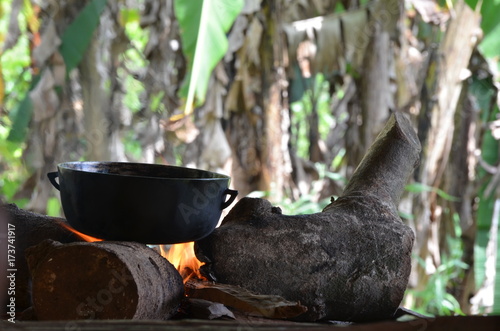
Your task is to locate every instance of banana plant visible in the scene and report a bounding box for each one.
[7,0,108,142]
[465,0,500,315]
[172,0,243,120]
[465,0,500,75]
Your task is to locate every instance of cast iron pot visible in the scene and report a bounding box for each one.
[47,162,238,244]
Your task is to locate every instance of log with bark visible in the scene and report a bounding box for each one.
[26,240,184,320]
[2,203,84,313]
[196,112,421,322]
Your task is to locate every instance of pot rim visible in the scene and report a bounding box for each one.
[56,161,231,181]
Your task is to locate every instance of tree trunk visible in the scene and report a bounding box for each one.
[225,1,292,201]
[21,1,89,214]
[348,0,401,171]
[411,0,480,304]
[139,0,184,164]
[444,88,478,312]
[79,1,127,162]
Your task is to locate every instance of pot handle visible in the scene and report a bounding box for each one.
[221,188,238,210]
[47,172,60,191]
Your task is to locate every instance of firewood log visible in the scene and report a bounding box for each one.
[196,112,420,322]
[26,240,184,320]
[2,203,84,313]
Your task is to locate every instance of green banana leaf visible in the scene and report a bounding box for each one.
[173,0,243,119]
[8,0,108,142]
[59,0,108,72]
[465,0,500,74]
[471,75,499,314]
[405,182,459,201]
[6,75,38,142]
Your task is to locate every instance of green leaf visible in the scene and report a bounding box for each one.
[442,294,463,315]
[324,171,346,182]
[46,197,61,217]
[149,91,165,112]
[464,0,480,10]
[476,0,500,36]
[405,182,459,201]
[23,0,40,33]
[173,0,244,119]
[478,22,500,61]
[335,2,346,13]
[7,0,107,143]
[398,211,414,221]
[289,64,313,103]
[495,217,500,314]
[466,0,500,79]
[7,72,41,142]
[119,8,140,26]
[474,96,499,290]
[7,91,33,142]
[59,0,108,72]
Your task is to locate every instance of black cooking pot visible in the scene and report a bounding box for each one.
[47,162,238,244]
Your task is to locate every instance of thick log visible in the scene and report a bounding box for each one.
[1,203,84,313]
[196,112,420,322]
[185,279,307,319]
[26,240,184,320]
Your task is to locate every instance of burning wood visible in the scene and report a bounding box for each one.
[196,112,421,322]
[160,242,205,283]
[59,222,103,242]
[26,240,184,320]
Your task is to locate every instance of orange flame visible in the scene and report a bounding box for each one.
[59,222,103,242]
[162,242,205,283]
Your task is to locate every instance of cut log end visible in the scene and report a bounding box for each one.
[27,240,184,321]
[337,111,421,207]
[387,111,421,152]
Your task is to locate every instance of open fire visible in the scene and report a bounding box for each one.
[60,222,204,283]
[59,222,102,242]
[160,242,205,283]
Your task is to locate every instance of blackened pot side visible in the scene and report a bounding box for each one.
[48,162,237,244]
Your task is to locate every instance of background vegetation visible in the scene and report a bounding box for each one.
[1,0,499,316]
